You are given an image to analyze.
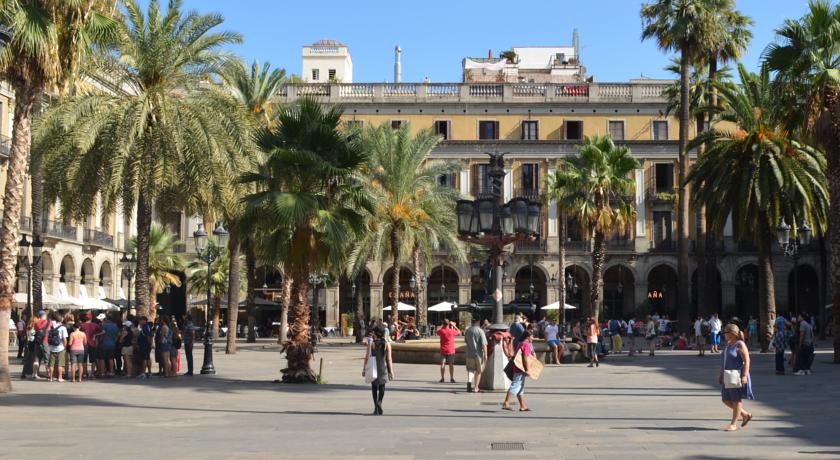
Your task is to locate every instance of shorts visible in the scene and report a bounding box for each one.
[440,353,455,365]
[48,350,66,368]
[507,372,526,396]
[465,356,485,373]
[85,347,97,363]
[697,335,706,345]
[139,346,152,360]
[547,339,561,347]
[70,350,85,364]
[121,346,133,356]
[99,348,114,360]
[159,343,171,354]
[169,348,178,358]
[38,343,50,362]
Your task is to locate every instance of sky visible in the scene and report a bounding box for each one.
[167,0,812,83]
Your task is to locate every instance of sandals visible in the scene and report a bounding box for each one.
[501,406,513,411]
[724,425,738,432]
[519,408,531,412]
[741,413,753,427]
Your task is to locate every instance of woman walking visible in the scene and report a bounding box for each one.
[719,323,753,431]
[502,330,534,412]
[362,326,394,415]
[586,318,599,367]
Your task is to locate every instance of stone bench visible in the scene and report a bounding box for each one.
[390,338,586,365]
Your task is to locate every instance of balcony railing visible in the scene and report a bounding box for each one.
[649,239,676,252]
[42,220,77,240]
[605,238,635,251]
[83,229,114,247]
[514,240,546,253]
[470,184,501,200]
[565,240,590,252]
[279,81,670,104]
[513,187,541,202]
[646,186,677,204]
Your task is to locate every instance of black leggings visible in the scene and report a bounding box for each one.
[371,383,386,406]
[587,343,598,361]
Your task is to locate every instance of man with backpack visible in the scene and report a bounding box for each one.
[32,310,50,380]
[608,318,625,354]
[46,313,68,382]
[137,316,154,379]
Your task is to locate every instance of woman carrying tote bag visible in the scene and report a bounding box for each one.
[719,323,754,431]
[362,326,394,415]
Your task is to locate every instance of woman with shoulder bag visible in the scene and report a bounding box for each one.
[719,323,753,431]
[362,326,394,415]
[502,330,534,412]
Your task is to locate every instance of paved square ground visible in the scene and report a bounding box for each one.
[2,340,839,459]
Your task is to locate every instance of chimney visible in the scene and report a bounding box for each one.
[394,45,402,83]
[488,49,493,59]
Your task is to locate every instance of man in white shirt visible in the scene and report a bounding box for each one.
[693,315,708,356]
[709,314,722,353]
[46,313,68,382]
[544,318,564,364]
[626,317,639,356]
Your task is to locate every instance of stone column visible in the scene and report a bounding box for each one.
[369,282,383,321]
[547,162,558,237]
[459,161,470,196]
[457,283,471,305]
[504,160,513,203]
[634,167,647,252]
[325,286,339,327]
[634,282,648,312]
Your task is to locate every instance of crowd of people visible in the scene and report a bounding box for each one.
[14,309,198,382]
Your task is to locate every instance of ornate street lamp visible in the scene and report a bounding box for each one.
[777,218,813,312]
[193,222,228,375]
[17,235,31,319]
[120,252,137,314]
[456,151,541,390]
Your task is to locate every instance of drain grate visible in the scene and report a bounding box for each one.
[491,442,525,451]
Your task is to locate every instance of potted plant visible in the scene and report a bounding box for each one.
[500,50,517,64]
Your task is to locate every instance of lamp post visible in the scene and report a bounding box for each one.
[17,235,43,319]
[120,253,137,316]
[308,272,326,348]
[193,222,229,375]
[456,151,541,390]
[777,218,812,313]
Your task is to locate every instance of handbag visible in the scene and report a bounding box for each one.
[723,346,743,389]
[503,350,519,380]
[364,350,378,384]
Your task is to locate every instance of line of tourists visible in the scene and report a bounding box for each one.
[19,309,198,382]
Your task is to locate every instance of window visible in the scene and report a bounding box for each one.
[472,164,493,195]
[652,120,668,140]
[654,163,674,193]
[478,120,499,140]
[434,120,450,140]
[390,120,403,129]
[608,120,625,140]
[311,69,319,81]
[566,120,583,140]
[521,120,538,140]
[328,69,336,80]
[438,173,457,189]
[520,163,539,193]
[652,211,673,247]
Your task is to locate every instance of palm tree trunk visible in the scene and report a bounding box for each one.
[704,55,720,317]
[30,150,44,313]
[390,231,400,323]
[245,240,257,343]
[134,183,153,319]
[558,209,567,328]
[149,283,159,323]
[225,233,240,354]
[354,272,364,343]
[279,274,292,344]
[312,281,320,335]
[590,229,606,324]
[0,84,39,394]
[282,270,315,383]
[676,44,692,334]
[695,112,707,317]
[824,85,840,363]
[211,296,221,339]
[412,246,425,327]
[756,215,776,353]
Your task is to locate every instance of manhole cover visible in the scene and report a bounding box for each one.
[491,442,525,451]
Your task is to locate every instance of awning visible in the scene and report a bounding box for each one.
[428,301,456,312]
[541,301,578,310]
[384,302,415,311]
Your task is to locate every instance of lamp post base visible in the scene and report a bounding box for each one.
[479,341,511,392]
[200,338,216,375]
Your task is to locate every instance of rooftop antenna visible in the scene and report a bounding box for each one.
[394,45,402,83]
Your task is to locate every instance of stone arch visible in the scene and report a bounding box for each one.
[565,264,591,319]
[382,266,414,309]
[513,264,547,314]
[604,264,636,319]
[787,263,819,316]
[647,264,678,319]
[59,254,77,296]
[40,251,55,295]
[428,265,459,305]
[734,264,759,320]
[80,258,95,286]
[99,260,113,298]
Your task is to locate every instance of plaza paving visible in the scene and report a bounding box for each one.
[2,339,839,460]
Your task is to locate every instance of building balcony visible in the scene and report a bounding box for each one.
[605,238,635,252]
[649,239,676,252]
[513,187,541,202]
[278,81,670,105]
[83,229,114,248]
[41,219,77,240]
[646,187,677,205]
[470,184,500,200]
[514,239,546,254]
[564,239,590,253]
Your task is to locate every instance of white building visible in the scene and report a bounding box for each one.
[302,39,353,83]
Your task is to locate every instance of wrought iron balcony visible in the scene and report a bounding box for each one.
[513,187,541,202]
[514,239,546,254]
[83,229,114,248]
[649,239,676,252]
[605,238,635,252]
[564,239,591,253]
[42,220,77,240]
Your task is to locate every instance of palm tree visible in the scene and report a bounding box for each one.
[36,0,249,322]
[547,136,639,323]
[241,98,371,382]
[219,59,286,345]
[687,65,829,352]
[349,123,464,328]
[763,0,840,362]
[129,223,185,321]
[0,0,117,393]
[642,0,722,331]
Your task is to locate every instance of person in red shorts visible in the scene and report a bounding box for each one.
[436,318,460,383]
[78,313,103,378]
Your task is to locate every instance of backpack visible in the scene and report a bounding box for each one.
[34,322,48,343]
[47,325,62,347]
[701,322,711,336]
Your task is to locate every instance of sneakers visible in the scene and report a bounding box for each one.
[805,370,812,375]
[794,370,806,376]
